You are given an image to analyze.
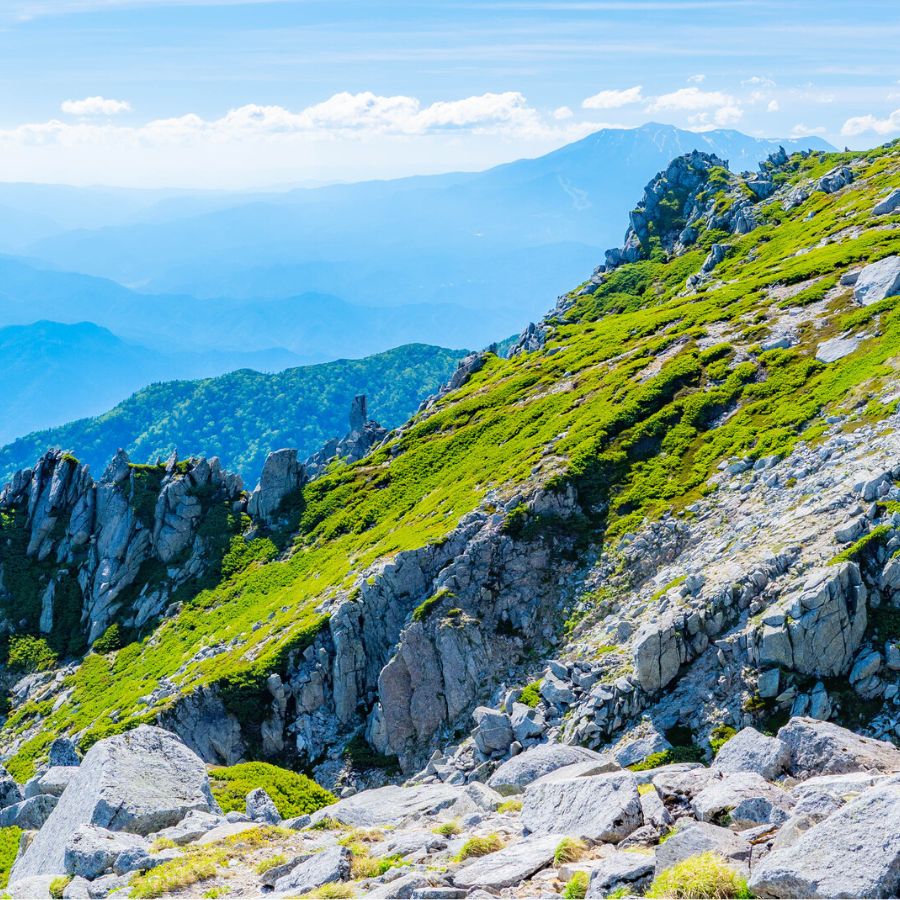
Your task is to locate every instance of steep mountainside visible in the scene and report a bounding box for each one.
[0,343,464,484]
[0,141,898,897]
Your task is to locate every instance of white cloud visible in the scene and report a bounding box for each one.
[582,85,643,109]
[791,123,827,137]
[742,75,776,88]
[714,105,743,125]
[553,105,574,120]
[841,108,900,136]
[767,99,780,112]
[61,96,131,116]
[687,74,706,84]
[648,87,736,112]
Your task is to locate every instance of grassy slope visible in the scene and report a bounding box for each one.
[3,142,899,778]
[0,343,465,485]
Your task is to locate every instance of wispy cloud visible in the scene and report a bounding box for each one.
[582,85,643,109]
[791,122,826,137]
[61,95,131,116]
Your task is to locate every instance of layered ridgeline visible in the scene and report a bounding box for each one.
[0,343,464,485]
[0,143,899,896]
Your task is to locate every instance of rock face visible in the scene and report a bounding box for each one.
[873,188,900,215]
[750,777,900,898]
[247,448,305,523]
[305,395,388,478]
[854,255,900,306]
[11,726,219,879]
[750,563,867,677]
[521,772,642,841]
[0,448,246,643]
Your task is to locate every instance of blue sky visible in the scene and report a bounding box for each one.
[0,0,897,187]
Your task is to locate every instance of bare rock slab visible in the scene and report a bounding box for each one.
[778,717,900,778]
[713,727,790,780]
[452,833,564,890]
[749,777,900,898]
[11,725,219,880]
[522,771,642,841]
[488,743,616,794]
[273,845,351,894]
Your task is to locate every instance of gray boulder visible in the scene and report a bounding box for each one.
[713,727,790,780]
[273,845,351,894]
[0,794,58,829]
[49,737,80,768]
[854,255,900,306]
[692,772,794,829]
[874,188,900,215]
[308,783,464,828]
[0,774,23,809]
[11,725,219,880]
[148,809,224,846]
[586,850,655,898]
[246,788,281,825]
[749,777,900,898]
[452,833,563,890]
[63,825,148,880]
[655,820,751,877]
[509,702,545,743]
[522,772,642,841]
[778,717,900,777]
[472,707,513,755]
[488,743,616,795]
[8,875,63,899]
[26,767,79,799]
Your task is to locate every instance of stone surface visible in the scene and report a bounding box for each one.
[49,738,80,768]
[0,794,58,829]
[11,725,219,880]
[272,845,351,894]
[778,717,900,778]
[522,772,642,841]
[854,255,900,306]
[309,784,465,828]
[750,777,900,898]
[586,850,655,898]
[692,772,794,829]
[873,188,900,215]
[245,788,281,824]
[487,744,616,794]
[713,727,790,780]
[655,820,751,876]
[452,833,563,890]
[247,448,305,523]
[31,767,80,799]
[63,825,148,879]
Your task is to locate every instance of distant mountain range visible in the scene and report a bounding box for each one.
[0,343,464,485]
[0,124,834,449]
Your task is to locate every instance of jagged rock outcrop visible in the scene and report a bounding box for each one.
[0,448,246,643]
[247,448,305,523]
[305,395,388,478]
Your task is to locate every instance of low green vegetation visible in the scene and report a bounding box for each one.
[519,680,543,708]
[208,762,336,818]
[563,871,589,899]
[709,724,737,755]
[497,799,522,813]
[433,820,461,837]
[412,587,453,623]
[554,837,588,865]
[7,635,57,674]
[629,745,705,771]
[455,833,504,861]
[829,525,891,565]
[0,827,22,889]
[646,851,753,898]
[91,624,122,655]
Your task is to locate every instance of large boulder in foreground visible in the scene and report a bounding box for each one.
[778,717,900,778]
[488,743,616,795]
[11,725,219,880]
[713,727,790,781]
[854,255,900,306]
[452,833,564,890]
[522,771,641,841]
[749,777,900,898]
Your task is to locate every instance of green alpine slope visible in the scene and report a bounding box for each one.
[0,343,465,486]
[2,140,899,778]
